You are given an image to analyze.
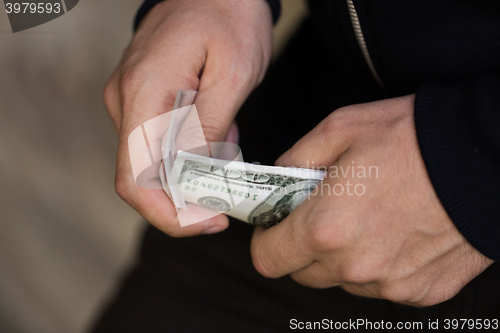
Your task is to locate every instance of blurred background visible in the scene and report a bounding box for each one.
[0,1,307,332]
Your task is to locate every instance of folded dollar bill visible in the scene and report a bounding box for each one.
[161,151,325,227]
[159,90,325,227]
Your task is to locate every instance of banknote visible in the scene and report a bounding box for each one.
[157,90,325,227]
[164,151,326,227]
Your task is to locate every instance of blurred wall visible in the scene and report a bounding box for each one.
[0,2,145,332]
[0,1,307,332]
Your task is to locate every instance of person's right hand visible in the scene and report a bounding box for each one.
[104,0,273,237]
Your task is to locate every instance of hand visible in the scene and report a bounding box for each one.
[104,0,273,236]
[251,94,494,306]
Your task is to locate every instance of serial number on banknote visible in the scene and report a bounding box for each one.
[184,179,261,201]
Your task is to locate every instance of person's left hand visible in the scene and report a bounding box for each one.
[250,94,494,306]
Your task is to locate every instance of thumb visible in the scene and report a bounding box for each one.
[193,50,259,146]
[275,115,352,169]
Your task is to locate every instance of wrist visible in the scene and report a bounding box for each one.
[134,0,281,31]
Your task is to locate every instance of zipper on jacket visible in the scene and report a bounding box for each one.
[346,0,386,90]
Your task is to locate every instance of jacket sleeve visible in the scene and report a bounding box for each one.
[134,0,281,31]
[414,76,500,260]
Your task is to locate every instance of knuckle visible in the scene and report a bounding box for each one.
[103,77,116,110]
[211,45,258,91]
[322,109,348,131]
[103,75,122,132]
[305,211,354,253]
[217,63,254,96]
[320,114,341,137]
[321,107,359,139]
[306,227,348,254]
[114,176,133,203]
[316,118,343,148]
[306,223,337,253]
[201,118,226,143]
[118,55,150,94]
[230,68,252,91]
[119,65,142,93]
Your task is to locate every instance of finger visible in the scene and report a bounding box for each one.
[115,51,214,235]
[117,131,231,236]
[194,44,258,145]
[289,261,344,289]
[275,113,353,168]
[117,44,255,236]
[341,283,381,299]
[250,200,316,278]
[116,168,230,237]
[103,68,122,133]
[225,121,239,145]
[172,206,230,237]
[251,168,362,279]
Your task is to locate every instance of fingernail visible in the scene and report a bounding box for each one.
[202,225,223,235]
